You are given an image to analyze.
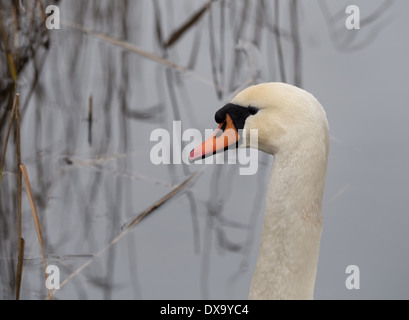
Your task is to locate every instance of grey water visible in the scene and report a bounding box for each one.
[0,0,408,299]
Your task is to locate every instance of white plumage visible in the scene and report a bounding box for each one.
[235,83,329,299]
[191,82,329,299]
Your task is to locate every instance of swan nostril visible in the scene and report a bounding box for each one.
[220,121,227,133]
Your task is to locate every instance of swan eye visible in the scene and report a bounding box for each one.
[248,106,259,115]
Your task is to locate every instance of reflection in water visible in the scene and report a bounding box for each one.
[0,0,395,299]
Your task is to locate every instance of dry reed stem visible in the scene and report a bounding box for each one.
[15,93,24,300]
[16,94,21,239]
[53,169,204,297]
[88,95,93,121]
[12,4,19,71]
[88,95,93,145]
[164,2,210,48]
[60,20,224,93]
[0,8,17,82]
[15,237,25,300]
[122,169,203,230]
[0,94,18,186]
[20,164,53,300]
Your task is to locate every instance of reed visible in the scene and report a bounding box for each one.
[20,164,53,300]
[15,93,24,300]
[88,95,93,145]
[55,169,203,295]
[0,95,18,187]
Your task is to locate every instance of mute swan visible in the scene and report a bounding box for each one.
[189,82,329,300]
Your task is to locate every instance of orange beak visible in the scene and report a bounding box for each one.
[189,114,240,163]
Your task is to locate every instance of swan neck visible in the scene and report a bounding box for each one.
[249,144,328,300]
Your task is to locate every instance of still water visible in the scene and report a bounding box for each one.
[1,0,408,299]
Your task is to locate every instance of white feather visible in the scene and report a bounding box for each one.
[232,83,329,299]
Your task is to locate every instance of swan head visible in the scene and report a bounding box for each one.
[189,82,329,162]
